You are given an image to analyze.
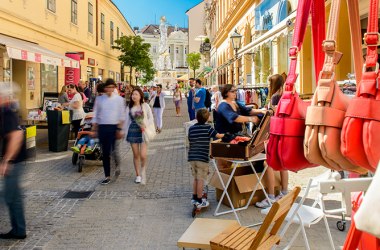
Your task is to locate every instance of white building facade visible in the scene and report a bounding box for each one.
[137,24,189,78]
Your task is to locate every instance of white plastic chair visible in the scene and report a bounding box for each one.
[261,176,335,250]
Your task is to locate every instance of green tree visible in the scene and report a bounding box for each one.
[113,35,153,85]
[186,52,201,78]
[137,58,156,84]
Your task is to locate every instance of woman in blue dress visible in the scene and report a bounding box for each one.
[124,88,154,185]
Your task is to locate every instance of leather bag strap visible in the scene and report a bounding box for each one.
[346,0,363,82]
[286,0,326,91]
[357,0,379,97]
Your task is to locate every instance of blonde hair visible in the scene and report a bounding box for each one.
[59,85,67,96]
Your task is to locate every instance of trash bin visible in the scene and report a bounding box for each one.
[47,110,70,152]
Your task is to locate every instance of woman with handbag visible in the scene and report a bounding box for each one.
[256,74,289,209]
[124,88,155,185]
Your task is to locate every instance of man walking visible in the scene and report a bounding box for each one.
[193,79,206,114]
[92,78,125,185]
[0,83,27,239]
[185,78,195,120]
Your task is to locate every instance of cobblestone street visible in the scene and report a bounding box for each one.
[0,99,348,249]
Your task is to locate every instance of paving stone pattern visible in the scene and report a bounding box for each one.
[0,98,348,249]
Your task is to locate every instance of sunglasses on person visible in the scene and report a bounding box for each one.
[229,89,237,93]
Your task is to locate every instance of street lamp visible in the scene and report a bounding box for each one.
[230,29,242,57]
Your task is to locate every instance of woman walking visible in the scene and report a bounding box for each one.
[125,88,154,185]
[173,85,182,116]
[67,84,85,138]
[152,84,165,133]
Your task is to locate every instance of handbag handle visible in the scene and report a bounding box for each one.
[319,0,362,83]
[285,0,326,91]
[357,0,379,97]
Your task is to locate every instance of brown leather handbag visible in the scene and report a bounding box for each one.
[304,0,367,173]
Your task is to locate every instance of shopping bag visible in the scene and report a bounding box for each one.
[354,165,380,238]
[304,0,367,173]
[143,122,156,143]
[267,0,325,172]
[341,0,380,172]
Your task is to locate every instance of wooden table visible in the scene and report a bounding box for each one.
[177,218,239,249]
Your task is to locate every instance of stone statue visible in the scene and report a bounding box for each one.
[156,16,172,70]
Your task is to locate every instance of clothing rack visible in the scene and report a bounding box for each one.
[237,85,269,89]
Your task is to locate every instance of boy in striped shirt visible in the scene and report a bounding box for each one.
[188,109,224,207]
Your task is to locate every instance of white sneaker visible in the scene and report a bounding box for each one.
[196,198,210,208]
[135,176,142,183]
[275,192,286,201]
[255,197,275,209]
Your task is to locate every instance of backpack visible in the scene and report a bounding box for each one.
[204,89,211,108]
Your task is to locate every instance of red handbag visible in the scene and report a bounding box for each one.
[267,0,325,172]
[341,0,380,172]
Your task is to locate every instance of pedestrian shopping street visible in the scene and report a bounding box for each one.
[0,99,349,249]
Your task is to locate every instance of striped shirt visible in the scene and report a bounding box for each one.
[188,123,217,163]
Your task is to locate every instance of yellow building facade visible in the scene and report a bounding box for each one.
[0,0,134,118]
[206,0,365,95]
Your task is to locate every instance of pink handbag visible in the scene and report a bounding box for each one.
[304,0,367,174]
[267,0,325,172]
[341,0,380,172]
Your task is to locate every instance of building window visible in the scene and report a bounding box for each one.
[41,64,58,99]
[116,72,120,81]
[121,32,124,37]
[47,0,56,12]
[110,21,114,46]
[117,27,120,40]
[71,0,78,24]
[109,71,115,79]
[176,47,179,54]
[185,47,187,54]
[168,46,171,53]
[101,13,105,40]
[88,2,93,33]
[153,46,157,53]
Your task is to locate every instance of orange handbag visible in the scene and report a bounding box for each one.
[267,0,325,172]
[341,0,380,172]
[304,0,367,173]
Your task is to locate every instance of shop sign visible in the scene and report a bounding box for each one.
[77,52,85,60]
[88,58,96,66]
[65,53,80,85]
[255,0,288,31]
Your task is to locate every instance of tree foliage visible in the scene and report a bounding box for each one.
[186,52,201,78]
[113,35,155,84]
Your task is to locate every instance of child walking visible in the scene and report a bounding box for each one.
[188,109,224,208]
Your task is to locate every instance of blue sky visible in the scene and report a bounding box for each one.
[112,0,202,29]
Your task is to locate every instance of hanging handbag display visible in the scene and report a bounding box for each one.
[267,0,325,172]
[341,0,380,172]
[304,0,367,173]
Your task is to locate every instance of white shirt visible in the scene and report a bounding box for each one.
[69,93,85,121]
[92,93,126,125]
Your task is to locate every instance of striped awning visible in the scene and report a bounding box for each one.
[0,34,79,68]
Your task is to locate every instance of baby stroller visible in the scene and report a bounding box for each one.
[71,113,102,172]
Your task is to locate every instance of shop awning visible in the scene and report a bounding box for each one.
[0,34,80,68]
[238,10,297,56]
[176,74,189,81]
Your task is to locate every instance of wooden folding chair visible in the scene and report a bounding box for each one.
[210,186,301,250]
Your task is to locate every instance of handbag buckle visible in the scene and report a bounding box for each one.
[363,32,380,46]
[289,46,299,59]
[322,40,336,53]
[319,71,335,80]
[362,62,379,74]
